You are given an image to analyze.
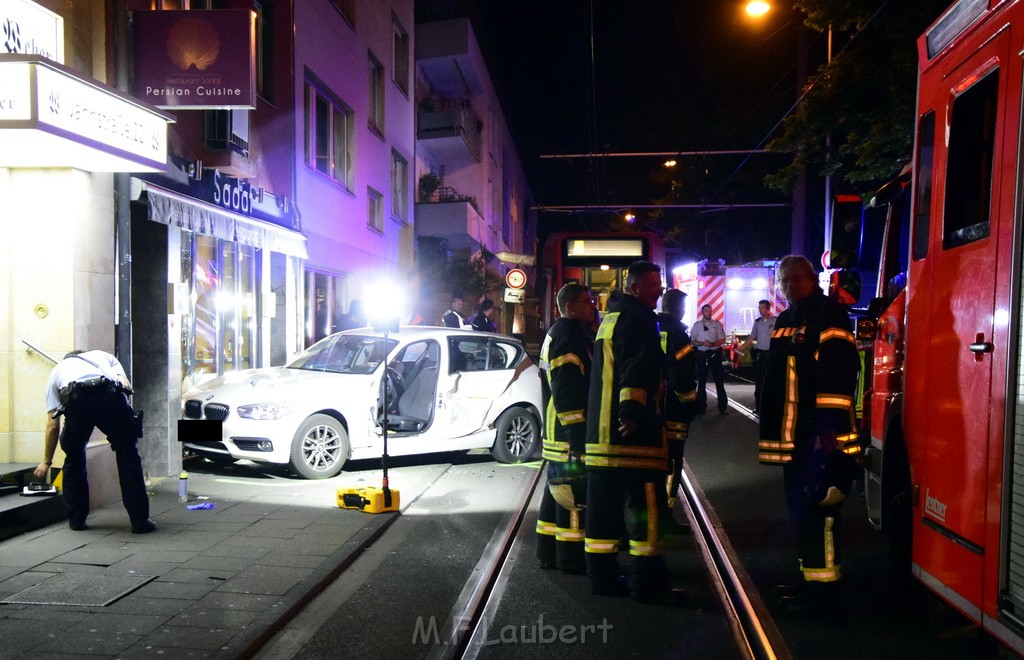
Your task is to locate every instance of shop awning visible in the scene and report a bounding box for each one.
[139,182,308,259]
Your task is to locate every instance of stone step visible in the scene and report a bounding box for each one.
[0,463,66,541]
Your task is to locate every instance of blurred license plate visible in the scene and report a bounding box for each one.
[177,419,223,443]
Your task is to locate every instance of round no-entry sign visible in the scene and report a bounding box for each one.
[505,268,527,289]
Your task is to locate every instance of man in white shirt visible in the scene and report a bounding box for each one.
[737,300,777,414]
[36,350,154,533]
[690,304,729,414]
[442,296,466,328]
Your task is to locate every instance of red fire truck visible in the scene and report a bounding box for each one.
[857,0,1024,651]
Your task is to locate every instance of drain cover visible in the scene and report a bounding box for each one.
[2,573,156,606]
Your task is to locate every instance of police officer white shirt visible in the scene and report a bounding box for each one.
[44,350,128,414]
[691,318,726,352]
[748,314,777,351]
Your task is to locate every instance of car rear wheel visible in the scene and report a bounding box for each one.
[290,414,349,479]
[491,408,540,463]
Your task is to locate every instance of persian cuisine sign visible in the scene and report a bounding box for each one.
[132,9,255,110]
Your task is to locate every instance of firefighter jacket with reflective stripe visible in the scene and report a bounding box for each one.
[658,313,697,443]
[758,290,860,465]
[585,294,668,471]
[540,317,593,462]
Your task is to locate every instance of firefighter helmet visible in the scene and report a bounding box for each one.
[548,474,587,511]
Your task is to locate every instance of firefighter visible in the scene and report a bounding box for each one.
[657,288,697,508]
[536,283,597,575]
[584,261,680,604]
[758,255,860,614]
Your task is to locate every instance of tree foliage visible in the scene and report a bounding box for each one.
[766,0,950,191]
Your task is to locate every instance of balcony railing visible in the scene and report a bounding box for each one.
[417,98,481,165]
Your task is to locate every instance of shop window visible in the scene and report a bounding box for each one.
[303,79,354,189]
[368,51,385,136]
[304,269,350,346]
[183,235,258,381]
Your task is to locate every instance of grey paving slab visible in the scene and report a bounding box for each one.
[232,524,301,539]
[155,567,238,584]
[188,521,253,533]
[2,606,92,624]
[233,564,309,584]
[132,580,220,601]
[140,624,237,649]
[119,641,215,658]
[194,591,279,612]
[34,631,139,656]
[0,570,58,594]
[213,575,301,596]
[178,554,254,572]
[168,603,262,629]
[0,565,24,582]
[258,552,327,569]
[64,610,169,636]
[0,538,87,567]
[203,543,272,560]
[2,573,156,606]
[30,562,125,575]
[214,535,288,550]
[51,546,135,566]
[103,596,193,616]
[0,617,71,655]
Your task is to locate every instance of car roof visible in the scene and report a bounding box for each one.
[334,326,524,344]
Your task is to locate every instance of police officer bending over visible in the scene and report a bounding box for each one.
[35,350,155,533]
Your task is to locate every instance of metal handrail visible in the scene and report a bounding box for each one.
[21,339,59,365]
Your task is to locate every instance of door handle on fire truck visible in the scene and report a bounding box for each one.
[969,340,994,353]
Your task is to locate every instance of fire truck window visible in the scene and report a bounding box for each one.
[913,111,934,261]
[942,69,998,250]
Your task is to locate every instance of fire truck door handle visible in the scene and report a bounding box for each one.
[969,333,993,354]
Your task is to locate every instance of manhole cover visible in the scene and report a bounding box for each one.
[2,573,156,606]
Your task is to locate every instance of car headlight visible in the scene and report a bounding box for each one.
[236,403,296,420]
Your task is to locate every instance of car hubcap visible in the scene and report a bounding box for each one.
[302,425,341,471]
[504,416,533,457]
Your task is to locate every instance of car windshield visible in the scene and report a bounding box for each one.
[287,335,398,374]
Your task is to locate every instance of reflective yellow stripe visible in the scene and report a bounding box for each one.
[817,394,854,409]
[676,389,696,402]
[675,344,694,360]
[536,521,557,536]
[620,387,647,405]
[597,314,618,450]
[557,409,586,424]
[550,353,585,374]
[819,328,855,345]
[665,421,688,431]
[585,443,667,457]
[772,327,797,338]
[758,451,792,464]
[585,538,619,554]
[781,356,798,448]
[555,527,585,542]
[660,331,668,353]
[584,455,669,470]
[801,565,841,581]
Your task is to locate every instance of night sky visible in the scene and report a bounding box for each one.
[467,1,833,265]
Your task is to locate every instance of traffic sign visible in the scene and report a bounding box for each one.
[503,288,525,304]
[505,268,527,289]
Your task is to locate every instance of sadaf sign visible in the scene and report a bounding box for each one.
[132,10,255,110]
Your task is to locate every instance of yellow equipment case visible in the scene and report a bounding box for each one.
[336,485,400,514]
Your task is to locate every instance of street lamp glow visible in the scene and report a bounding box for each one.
[624,212,636,223]
[745,1,771,18]
[663,159,677,168]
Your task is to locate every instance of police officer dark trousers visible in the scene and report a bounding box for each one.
[61,384,150,528]
[39,350,153,533]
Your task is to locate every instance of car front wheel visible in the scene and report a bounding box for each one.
[290,414,349,479]
[491,408,540,463]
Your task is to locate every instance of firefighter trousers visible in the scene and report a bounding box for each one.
[584,468,670,596]
[783,460,844,583]
[536,463,585,574]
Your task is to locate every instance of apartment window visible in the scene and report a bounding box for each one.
[368,52,385,135]
[329,0,354,27]
[303,80,353,188]
[392,16,409,94]
[254,0,274,101]
[391,150,407,223]
[368,187,384,233]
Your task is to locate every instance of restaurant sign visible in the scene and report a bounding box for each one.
[132,9,255,110]
[1,0,63,63]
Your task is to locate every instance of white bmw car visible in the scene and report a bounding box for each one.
[180,327,544,478]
